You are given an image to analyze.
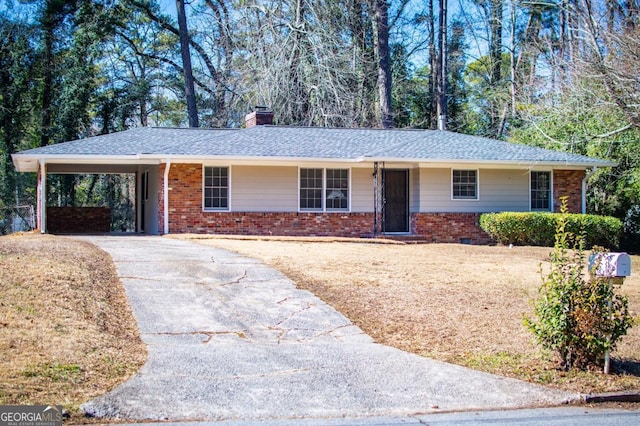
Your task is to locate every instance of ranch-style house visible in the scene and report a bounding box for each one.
[12,110,615,243]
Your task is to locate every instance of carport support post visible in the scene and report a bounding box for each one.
[38,159,46,233]
[163,160,171,234]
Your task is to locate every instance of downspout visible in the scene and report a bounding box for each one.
[582,167,597,214]
[163,160,171,234]
[39,159,46,233]
[373,162,378,236]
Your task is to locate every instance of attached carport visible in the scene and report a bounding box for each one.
[11,127,228,236]
[21,158,160,235]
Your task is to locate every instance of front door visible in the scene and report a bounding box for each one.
[383,169,409,233]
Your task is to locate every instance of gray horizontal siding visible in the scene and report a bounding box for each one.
[419,168,530,213]
[351,168,374,212]
[231,166,298,212]
[229,166,531,214]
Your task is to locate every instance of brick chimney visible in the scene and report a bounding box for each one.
[245,106,274,128]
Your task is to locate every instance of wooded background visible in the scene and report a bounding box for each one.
[1,0,639,246]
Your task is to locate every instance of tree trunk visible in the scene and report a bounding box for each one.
[374,0,393,128]
[489,0,503,136]
[288,0,309,125]
[490,0,503,85]
[176,0,199,128]
[428,0,437,129]
[437,0,448,130]
[40,4,56,147]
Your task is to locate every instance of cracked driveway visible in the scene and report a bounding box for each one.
[79,236,576,422]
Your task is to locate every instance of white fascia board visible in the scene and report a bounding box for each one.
[12,154,161,172]
[358,156,617,169]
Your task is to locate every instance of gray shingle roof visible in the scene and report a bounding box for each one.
[13,125,615,171]
[16,127,237,156]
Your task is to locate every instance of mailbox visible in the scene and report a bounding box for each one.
[588,252,632,278]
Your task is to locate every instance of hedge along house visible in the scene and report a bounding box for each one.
[12,110,615,242]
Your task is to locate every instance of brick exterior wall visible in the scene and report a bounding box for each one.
[157,163,582,244]
[412,213,493,244]
[47,207,111,233]
[175,211,376,236]
[163,163,203,234]
[161,164,376,236]
[553,170,584,213]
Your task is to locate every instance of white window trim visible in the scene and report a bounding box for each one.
[298,167,351,213]
[298,167,324,212]
[451,168,479,201]
[203,165,231,212]
[529,170,553,212]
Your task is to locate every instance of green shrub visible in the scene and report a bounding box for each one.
[524,198,634,371]
[480,210,622,248]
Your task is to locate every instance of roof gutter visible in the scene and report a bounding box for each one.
[357,156,617,168]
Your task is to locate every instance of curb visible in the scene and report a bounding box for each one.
[583,391,640,403]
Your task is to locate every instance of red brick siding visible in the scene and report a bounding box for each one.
[553,170,584,213]
[167,206,492,243]
[412,213,493,244]
[174,211,376,236]
[47,207,111,233]
[164,163,203,233]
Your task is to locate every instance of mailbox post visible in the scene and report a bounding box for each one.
[588,252,632,374]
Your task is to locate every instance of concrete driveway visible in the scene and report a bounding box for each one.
[78,236,577,422]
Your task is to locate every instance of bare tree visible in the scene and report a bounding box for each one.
[129,0,240,127]
[436,0,447,130]
[176,0,199,127]
[577,0,640,129]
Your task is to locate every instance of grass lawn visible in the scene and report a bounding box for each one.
[187,235,640,394]
[0,233,146,421]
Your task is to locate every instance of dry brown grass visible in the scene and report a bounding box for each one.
[0,233,146,420]
[188,235,640,394]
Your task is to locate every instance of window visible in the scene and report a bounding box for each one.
[325,169,349,210]
[300,168,323,210]
[300,168,349,211]
[204,166,229,210]
[452,169,478,200]
[531,171,551,211]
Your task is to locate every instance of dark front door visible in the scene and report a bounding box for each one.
[383,169,409,233]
